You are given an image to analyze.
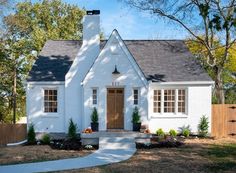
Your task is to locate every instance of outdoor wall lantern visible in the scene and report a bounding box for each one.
[112,65,120,75]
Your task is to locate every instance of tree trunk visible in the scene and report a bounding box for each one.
[214,68,225,104]
[13,63,16,124]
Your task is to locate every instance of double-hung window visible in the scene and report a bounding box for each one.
[164,90,175,113]
[153,90,161,113]
[92,89,98,105]
[133,89,139,105]
[153,89,186,114]
[44,89,57,113]
[178,89,186,113]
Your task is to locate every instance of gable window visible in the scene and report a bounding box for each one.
[92,89,98,105]
[178,89,186,113]
[164,90,175,113]
[153,90,161,113]
[133,89,139,105]
[44,89,57,113]
[153,89,186,114]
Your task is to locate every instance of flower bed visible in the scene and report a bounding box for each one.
[136,135,184,149]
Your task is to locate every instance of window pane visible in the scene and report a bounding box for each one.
[92,89,97,105]
[44,89,57,113]
[163,89,175,113]
[178,89,185,113]
[153,90,161,113]
[133,89,138,105]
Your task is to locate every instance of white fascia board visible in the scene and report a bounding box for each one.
[149,81,215,86]
[27,81,65,85]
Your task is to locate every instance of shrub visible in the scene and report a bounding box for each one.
[198,115,209,137]
[132,106,141,123]
[91,107,98,123]
[27,124,36,145]
[41,133,51,145]
[68,118,77,140]
[178,125,191,135]
[169,129,177,137]
[156,128,165,137]
[182,129,190,137]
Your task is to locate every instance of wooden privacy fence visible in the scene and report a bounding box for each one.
[0,124,27,146]
[212,104,236,138]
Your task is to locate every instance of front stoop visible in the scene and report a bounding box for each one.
[81,131,152,145]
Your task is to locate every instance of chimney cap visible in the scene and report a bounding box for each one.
[86,10,100,15]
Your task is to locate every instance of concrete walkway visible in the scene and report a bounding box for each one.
[0,137,136,173]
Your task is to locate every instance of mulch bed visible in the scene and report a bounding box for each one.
[136,135,185,149]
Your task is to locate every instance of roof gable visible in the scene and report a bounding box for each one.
[82,30,148,86]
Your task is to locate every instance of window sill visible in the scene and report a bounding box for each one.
[151,114,188,118]
[41,113,60,118]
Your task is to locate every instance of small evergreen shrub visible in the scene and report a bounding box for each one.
[198,115,209,137]
[27,124,36,145]
[169,129,177,137]
[182,129,190,137]
[156,128,165,137]
[91,107,98,123]
[68,118,77,140]
[41,133,51,145]
[132,106,141,123]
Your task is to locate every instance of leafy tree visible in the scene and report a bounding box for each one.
[0,0,85,123]
[187,38,236,103]
[123,0,236,103]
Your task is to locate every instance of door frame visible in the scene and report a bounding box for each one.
[106,87,125,129]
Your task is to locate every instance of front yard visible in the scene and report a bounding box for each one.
[0,145,92,165]
[1,138,236,173]
[54,138,236,173]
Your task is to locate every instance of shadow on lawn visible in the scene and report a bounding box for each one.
[202,143,236,172]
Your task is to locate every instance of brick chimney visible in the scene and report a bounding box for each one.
[82,10,100,55]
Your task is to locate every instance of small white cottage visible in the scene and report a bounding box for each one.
[26,10,214,133]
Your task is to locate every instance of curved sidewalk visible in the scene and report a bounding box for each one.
[0,137,136,173]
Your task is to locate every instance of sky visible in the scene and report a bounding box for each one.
[65,0,189,40]
[13,0,190,40]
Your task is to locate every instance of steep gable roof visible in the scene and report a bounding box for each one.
[27,39,212,82]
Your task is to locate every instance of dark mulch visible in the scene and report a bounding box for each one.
[50,139,82,150]
[136,136,184,149]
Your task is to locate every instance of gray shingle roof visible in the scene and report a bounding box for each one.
[27,40,212,82]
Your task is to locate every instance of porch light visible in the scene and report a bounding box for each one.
[112,65,120,75]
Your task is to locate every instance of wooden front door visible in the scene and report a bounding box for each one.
[107,88,124,129]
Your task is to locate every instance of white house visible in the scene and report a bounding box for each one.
[26,10,214,134]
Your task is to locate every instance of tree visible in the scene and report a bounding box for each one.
[187,37,236,103]
[0,0,85,123]
[123,0,236,103]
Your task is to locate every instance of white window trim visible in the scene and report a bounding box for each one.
[41,87,59,117]
[133,88,140,106]
[151,88,188,118]
[92,87,98,106]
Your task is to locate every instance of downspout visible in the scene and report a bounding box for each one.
[81,82,84,132]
